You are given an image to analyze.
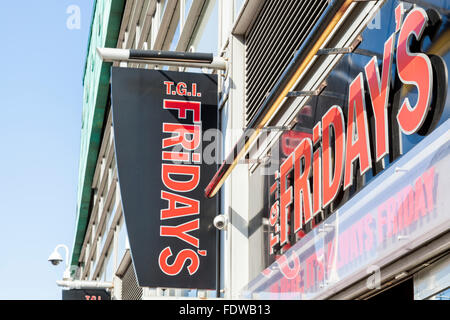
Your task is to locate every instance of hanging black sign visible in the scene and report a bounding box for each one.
[62,289,111,300]
[111,67,218,289]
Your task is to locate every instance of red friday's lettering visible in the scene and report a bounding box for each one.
[162,164,200,192]
[159,84,205,279]
[162,151,190,162]
[322,106,346,207]
[268,4,441,259]
[160,219,200,248]
[293,139,313,232]
[164,100,201,122]
[312,148,322,216]
[279,155,293,246]
[312,122,322,216]
[162,123,201,151]
[396,8,433,134]
[158,247,200,276]
[344,74,373,190]
[364,33,396,164]
[161,191,199,220]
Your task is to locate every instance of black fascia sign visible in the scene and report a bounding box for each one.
[111,67,218,289]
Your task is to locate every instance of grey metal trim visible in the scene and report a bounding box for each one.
[316,35,362,55]
[287,81,327,97]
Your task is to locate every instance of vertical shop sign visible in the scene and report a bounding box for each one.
[112,68,218,289]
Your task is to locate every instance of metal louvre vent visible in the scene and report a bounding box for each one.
[245,0,329,125]
[121,263,143,300]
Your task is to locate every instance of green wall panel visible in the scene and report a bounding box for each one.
[71,0,125,270]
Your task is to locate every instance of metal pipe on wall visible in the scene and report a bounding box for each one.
[97,47,227,70]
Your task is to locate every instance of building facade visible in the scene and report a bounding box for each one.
[68,0,450,300]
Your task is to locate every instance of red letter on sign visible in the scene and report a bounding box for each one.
[163,123,201,151]
[164,81,174,95]
[162,164,200,192]
[344,74,372,190]
[322,106,346,208]
[293,138,313,232]
[312,122,322,217]
[364,33,395,164]
[161,191,199,220]
[158,247,200,276]
[279,154,293,246]
[164,100,201,122]
[160,219,200,248]
[396,8,433,135]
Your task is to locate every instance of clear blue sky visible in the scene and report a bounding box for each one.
[0,1,93,299]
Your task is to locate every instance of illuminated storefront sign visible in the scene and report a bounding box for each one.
[246,0,450,299]
[268,2,448,258]
[111,68,218,289]
[244,120,450,299]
